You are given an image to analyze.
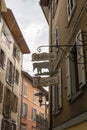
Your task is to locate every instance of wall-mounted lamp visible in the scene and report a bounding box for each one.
[35,91,47,107]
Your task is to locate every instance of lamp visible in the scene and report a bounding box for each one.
[35,91,47,107]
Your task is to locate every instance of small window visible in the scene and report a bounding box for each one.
[2,31,11,48]
[67,0,75,22]
[32,108,37,121]
[3,88,11,118]
[13,45,20,62]
[22,103,28,118]
[21,125,26,130]
[23,83,28,97]
[33,90,36,102]
[6,59,14,86]
[12,94,18,113]
[0,49,6,69]
[52,68,62,115]
[14,68,19,85]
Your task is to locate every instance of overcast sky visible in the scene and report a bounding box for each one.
[5,0,49,76]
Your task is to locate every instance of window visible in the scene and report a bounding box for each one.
[52,0,58,18]
[21,125,26,130]
[2,31,11,48]
[1,120,16,130]
[0,81,3,103]
[14,68,19,85]
[0,49,6,69]
[66,30,86,101]
[3,88,11,118]
[13,45,20,62]
[33,90,36,102]
[67,0,75,21]
[52,68,62,115]
[55,27,59,48]
[6,59,14,86]
[32,108,37,121]
[22,103,28,118]
[12,94,18,113]
[23,83,28,97]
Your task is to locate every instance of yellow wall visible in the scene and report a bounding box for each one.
[67,121,87,130]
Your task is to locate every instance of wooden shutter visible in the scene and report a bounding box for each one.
[58,68,62,108]
[66,54,71,100]
[11,64,14,86]
[0,82,3,103]
[6,59,10,82]
[76,30,86,88]
[52,85,55,114]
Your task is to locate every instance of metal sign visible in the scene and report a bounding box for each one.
[32,52,56,61]
[33,62,52,74]
[33,76,58,87]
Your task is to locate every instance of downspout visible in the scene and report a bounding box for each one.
[49,0,53,130]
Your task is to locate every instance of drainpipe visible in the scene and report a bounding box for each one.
[49,0,53,130]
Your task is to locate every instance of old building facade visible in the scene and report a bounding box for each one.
[0,9,30,130]
[20,71,46,130]
[40,0,87,130]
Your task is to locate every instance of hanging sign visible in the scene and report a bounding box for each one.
[33,62,52,74]
[32,52,56,61]
[33,76,58,87]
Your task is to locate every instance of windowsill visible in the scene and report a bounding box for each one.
[70,90,83,102]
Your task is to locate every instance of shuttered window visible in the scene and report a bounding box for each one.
[53,68,62,115]
[3,88,11,118]
[21,125,26,130]
[66,30,86,101]
[1,119,16,130]
[22,103,28,118]
[32,108,37,121]
[23,83,28,97]
[13,45,20,62]
[6,59,14,86]
[15,69,19,85]
[12,94,18,113]
[0,49,6,69]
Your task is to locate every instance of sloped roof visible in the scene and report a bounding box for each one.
[2,9,30,54]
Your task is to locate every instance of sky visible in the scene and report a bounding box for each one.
[5,0,49,76]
